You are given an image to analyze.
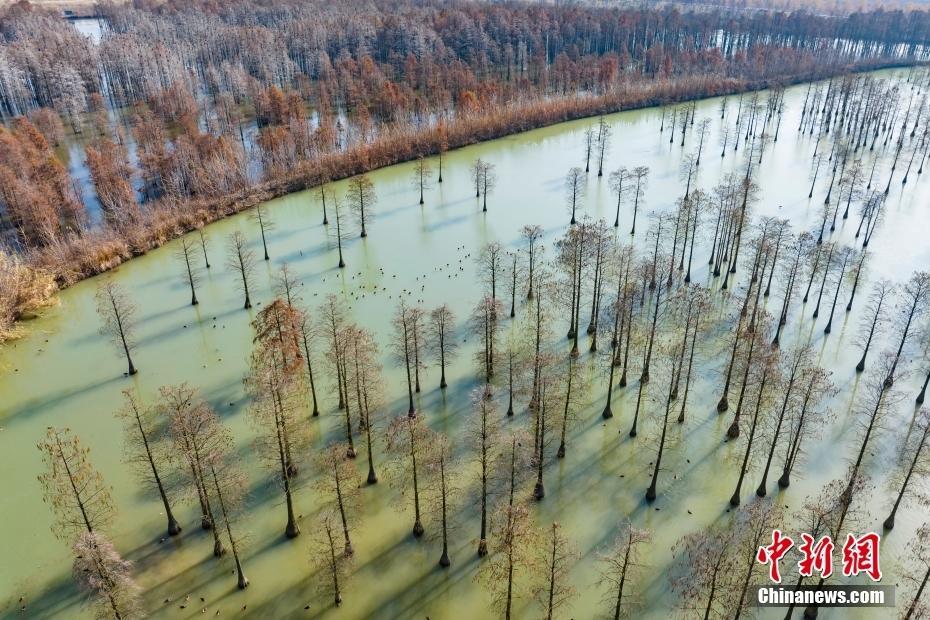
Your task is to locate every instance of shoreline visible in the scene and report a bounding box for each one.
[5,58,922,344]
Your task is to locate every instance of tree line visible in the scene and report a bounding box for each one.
[3,0,930,342]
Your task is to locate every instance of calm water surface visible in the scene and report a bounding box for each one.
[2,68,930,619]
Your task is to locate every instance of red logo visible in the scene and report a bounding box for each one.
[757,529,794,583]
[757,531,881,583]
[841,533,882,581]
[798,534,834,578]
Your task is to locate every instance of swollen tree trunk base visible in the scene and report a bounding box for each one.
[236,564,249,590]
[367,467,378,485]
[727,421,740,439]
[883,512,896,530]
[717,396,729,412]
[534,482,545,500]
[413,520,424,538]
[478,540,488,557]
[167,517,182,537]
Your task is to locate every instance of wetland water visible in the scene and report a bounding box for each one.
[2,67,930,619]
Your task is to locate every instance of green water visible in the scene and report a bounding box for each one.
[2,68,930,619]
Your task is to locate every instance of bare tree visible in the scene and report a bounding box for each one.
[317,443,361,557]
[393,300,418,415]
[646,346,684,502]
[175,236,201,305]
[671,524,738,618]
[411,156,433,205]
[386,415,435,537]
[319,293,348,413]
[116,390,181,537]
[556,356,583,459]
[225,230,256,309]
[471,386,500,557]
[565,166,586,225]
[476,503,536,619]
[695,118,711,165]
[532,522,578,619]
[429,304,458,389]
[346,174,377,237]
[197,228,211,269]
[71,531,142,620]
[272,267,322,417]
[471,158,485,198]
[160,384,226,554]
[844,355,901,502]
[886,271,930,387]
[95,281,139,376]
[855,280,894,372]
[596,521,651,620]
[629,166,649,235]
[471,295,504,384]
[505,250,524,318]
[609,167,629,228]
[471,159,497,211]
[596,116,612,176]
[776,364,834,489]
[532,353,561,500]
[247,299,311,538]
[478,241,506,301]
[884,408,930,529]
[902,522,930,619]
[330,195,349,268]
[409,306,426,394]
[584,125,596,172]
[318,176,331,225]
[250,202,274,260]
[521,224,545,299]
[311,510,353,608]
[37,427,115,539]
[345,325,383,483]
[480,161,497,212]
[729,502,785,616]
[425,433,459,567]
[205,431,250,589]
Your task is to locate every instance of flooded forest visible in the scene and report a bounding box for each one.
[3,2,930,619]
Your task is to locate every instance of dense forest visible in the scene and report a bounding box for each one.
[0,0,929,341]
